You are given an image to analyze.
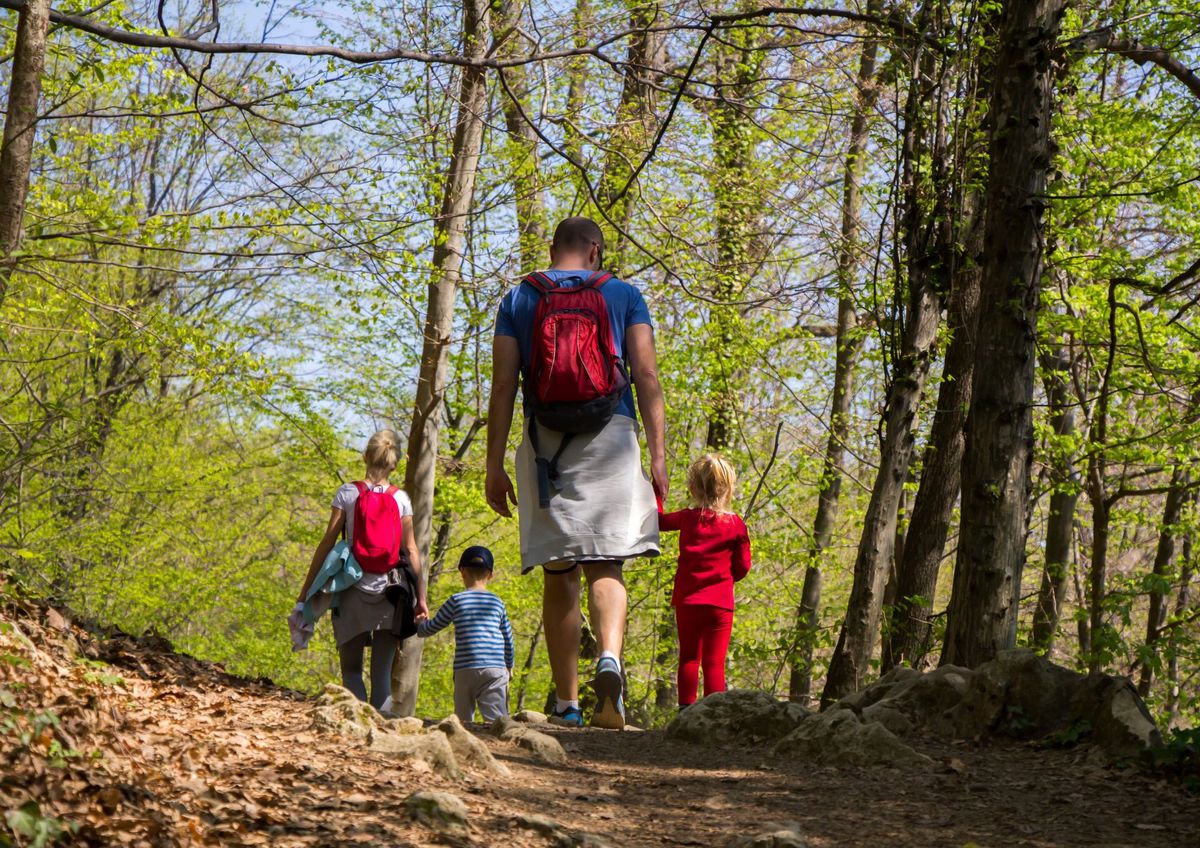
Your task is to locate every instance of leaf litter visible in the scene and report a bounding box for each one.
[2,595,1198,847]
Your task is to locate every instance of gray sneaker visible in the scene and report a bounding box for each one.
[591,656,625,729]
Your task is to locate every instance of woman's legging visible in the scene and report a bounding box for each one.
[675,603,734,706]
[338,630,400,710]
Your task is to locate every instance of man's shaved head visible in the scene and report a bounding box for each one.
[552,216,606,255]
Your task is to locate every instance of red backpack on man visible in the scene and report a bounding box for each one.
[350,481,402,573]
[521,270,629,507]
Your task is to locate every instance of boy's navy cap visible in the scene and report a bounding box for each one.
[458,545,494,572]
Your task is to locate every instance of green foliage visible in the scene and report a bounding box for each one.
[1148,728,1200,791]
[0,0,1197,732]
[3,801,76,848]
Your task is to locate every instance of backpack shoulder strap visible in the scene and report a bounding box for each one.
[521,272,556,294]
[384,485,398,496]
[582,271,612,289]
[353,480,368,496]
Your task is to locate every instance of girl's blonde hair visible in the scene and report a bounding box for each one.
[363,429,400,475]
[687,453,737,513]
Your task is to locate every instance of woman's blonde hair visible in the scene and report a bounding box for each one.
[363,429,400,475]
[687,453,737,513]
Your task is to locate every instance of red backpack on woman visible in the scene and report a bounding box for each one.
[350,481,402,573]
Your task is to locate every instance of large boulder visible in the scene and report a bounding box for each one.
[932,649,1162,760]
[934,649,1082,740]
[1073,673,1162,760]
[772,709,933,769]
[856,665,975,736]
[666,690,811,746]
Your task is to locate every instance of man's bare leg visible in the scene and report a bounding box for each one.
[542,566,582,704]
[584,561,627,728]
[583,561,627,658]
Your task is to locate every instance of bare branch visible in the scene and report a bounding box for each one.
[1069,28,1200,101]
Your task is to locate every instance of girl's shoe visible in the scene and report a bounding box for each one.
[550,705,584,727]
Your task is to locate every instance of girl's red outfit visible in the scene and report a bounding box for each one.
[658,508,751,705]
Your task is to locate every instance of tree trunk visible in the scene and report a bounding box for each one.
[391,0,491,715]
[495,0,547,270]
[0,0,52,307]
[564,0,592,167]
[820,7,945,705]
[941,0,1066,669]
[820,284,940,704]
[1030,349,1081,652]
[1137,468,1189,696]
[786,0,881,704]
[1165,505,1195,726]
[883,209,983,671]
[598,1,662,270]
[515,620,543,710]
[703,21,763,450]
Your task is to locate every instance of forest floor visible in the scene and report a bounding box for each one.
[2,598,1198,848]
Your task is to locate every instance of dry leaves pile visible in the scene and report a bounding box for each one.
[0,597,484,847]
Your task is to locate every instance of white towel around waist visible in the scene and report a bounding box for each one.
[515,414,660,573]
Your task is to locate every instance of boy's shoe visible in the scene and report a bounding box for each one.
[591,656,625,729]
[550,705,584,727]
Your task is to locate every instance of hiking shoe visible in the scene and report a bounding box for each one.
[550,705,584,727]
[591,657,625,729]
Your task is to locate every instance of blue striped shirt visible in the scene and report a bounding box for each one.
[417,589,514,670]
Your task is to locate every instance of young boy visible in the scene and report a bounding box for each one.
[417,545,515,723]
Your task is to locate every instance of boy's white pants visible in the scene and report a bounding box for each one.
[454,667,509,723]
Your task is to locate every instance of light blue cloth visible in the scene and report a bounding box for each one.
[301,540,363,627]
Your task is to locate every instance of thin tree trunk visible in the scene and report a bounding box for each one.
[0,0,52,307]
[1084,280,1121,675]
[787,0,881,704]
[515,620,543,710]
[1137,468,1189,696]
[598,1,662,269]
[1165,506,1195,725]
[1030,349,1081,652]
[564,0,591,168]
[1085,468,1111,675]
[392,0,491,715]
[941,0,1067,669]
[495,0,546,270]
[1074,539,1091,659]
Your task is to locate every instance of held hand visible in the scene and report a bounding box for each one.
[651,457,669,504]
[415,599,430,621]
[485,466,517,517]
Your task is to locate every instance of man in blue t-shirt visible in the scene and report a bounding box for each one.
[486,216,668,730]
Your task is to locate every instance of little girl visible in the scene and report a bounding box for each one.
[297,430,428,709]
[658,453,752,709]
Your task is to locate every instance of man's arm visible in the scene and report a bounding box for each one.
[626,323,669,502]
[485,334,521,516]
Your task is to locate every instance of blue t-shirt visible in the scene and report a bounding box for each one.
[494,269,653,419]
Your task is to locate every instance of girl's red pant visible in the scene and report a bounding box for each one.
[675,603,733,705]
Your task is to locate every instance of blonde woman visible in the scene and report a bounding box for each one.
[297,430,427,709]
[658,453,752,709]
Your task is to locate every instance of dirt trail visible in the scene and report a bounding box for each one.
[2,601,1197,847]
